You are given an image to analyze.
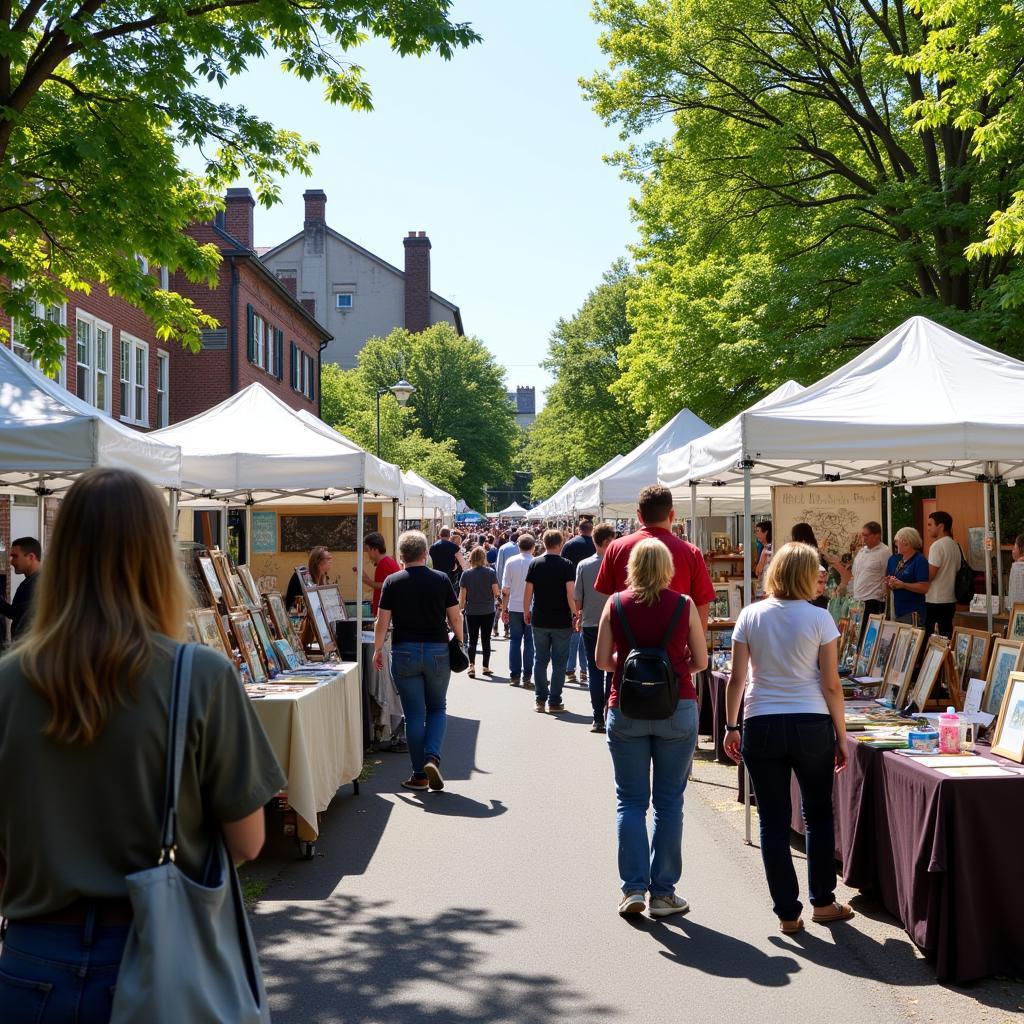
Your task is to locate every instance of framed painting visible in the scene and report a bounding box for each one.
[869,620,901,678]
[197,556,223,604]
[304,588,336,656]
[991,672,1024,762]
[315,585,346,628]
[229,613,266,683]
[191,607,230,658]
[983,639,1024,718]
[950,627,992,687]
[211,550,243,609]
[232,574,259,611]
[882,626,912,701]
[903,636,948,711]
[711,532,731,553]
[1008,603,1024,643]
[237,564,261,607]
[272,639,299,671]
[248,608,278,676]
[265,591,301,652]
[856,614,884,676]
[728,584,743,621]
[709,585,730,620]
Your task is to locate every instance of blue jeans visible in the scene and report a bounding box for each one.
[0,916,128,1023]
[391,641,451,779]
[581,626,610,721]
[566,630,582,674]
[508,612,534,681]
[741,713,838,921]
[532,626,571,706]
[606,700,698,896]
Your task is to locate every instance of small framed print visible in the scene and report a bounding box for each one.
[315,584,346,628]
[869,620,901,678]
[197,556,223,604]
[904,636,948,711]
[237,564,261,606]
[211,550,243,609]
[983,638,1024,718]
[229,613,267,683]
[711,532,731,553]
[856,614,884,675]
[233,574,259,611]
[191,607,230,658]
[709,585,730,620]
[1008,603,1024,643]
[728,584,743,621]
[265,591,303,655]
[951,627,993,687]
[304,588,336,655]
[248,608,278,675]
[990,671,1024,762]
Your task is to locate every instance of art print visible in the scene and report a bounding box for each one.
[230,613,266,683]
[983,640,1024,718]
[191,607,229,658]
[905,639,947,710]
[316,585,346,626]
[871,621,901,678]
[856,614,883,676]
[709,586,730,620]
[304,588,336,654]
[249,609,277,674]
[237,564,261,606]
[991,672,1024,762]
[197,556,222,602]
[1009,603,1024,642]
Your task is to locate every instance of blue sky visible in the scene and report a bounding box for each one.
[198,1,640,403]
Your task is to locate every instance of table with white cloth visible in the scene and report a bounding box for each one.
[249,663,362,850]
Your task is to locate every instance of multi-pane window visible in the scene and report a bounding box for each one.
[156,351,169,427]
[12,302,66,385]
[119,333,148,426]
[95,325,110,412]
[159,266,170,291]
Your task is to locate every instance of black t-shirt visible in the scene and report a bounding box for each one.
[525,553,575,629]
[428,539,460,575]
[561,535,596,568]
[285,571,304,610]
[378,566,458,644]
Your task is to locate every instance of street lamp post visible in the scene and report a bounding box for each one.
[376,379,416,457]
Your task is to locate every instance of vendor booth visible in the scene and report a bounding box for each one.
[495,501,528,520]
[529,475,580,522]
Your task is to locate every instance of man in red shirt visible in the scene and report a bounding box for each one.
[361,532,401,618]
[594,485,715,630]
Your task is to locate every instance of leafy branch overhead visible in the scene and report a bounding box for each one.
[0,0,479,370]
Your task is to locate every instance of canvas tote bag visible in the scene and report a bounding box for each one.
[111,643,271,1023]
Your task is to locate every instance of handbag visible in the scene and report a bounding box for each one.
[448,633,469,673]
[111,644,271,1023]
[954,543,975,605]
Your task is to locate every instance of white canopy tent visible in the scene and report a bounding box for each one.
[400,468,456,522]
[570,409,711,517]
[530,476,580,520]
[496,501,529,519]
[660,317,1024,624]
[0,342,182,541]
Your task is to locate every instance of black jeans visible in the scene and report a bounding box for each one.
[741,713,838,921]
[925,601,956,639]
[466,613,494,666]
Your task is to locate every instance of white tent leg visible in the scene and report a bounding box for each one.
[885,482,893,547]
[690,483,698,546]
[983,467,993,633]
[244,502,253,566]
[993,474,1004,609]
[392,498,399,558]
[356,489,365,675]
[36,491,46,551]
[742,462,753,846]
[168,488,179,539]
[219,504,229,552]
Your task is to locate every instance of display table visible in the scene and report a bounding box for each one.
[250,663,362,849]
[789,736,1024,983]
[704,670,733,765]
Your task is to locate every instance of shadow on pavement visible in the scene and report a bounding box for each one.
[254,895,617,1024]
[396,793,508,818]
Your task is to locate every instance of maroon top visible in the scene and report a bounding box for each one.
[607,589,696,707]
[595,526,715,609]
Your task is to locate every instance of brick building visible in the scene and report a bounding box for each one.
[169,188,332,422]
[260,189,463,369]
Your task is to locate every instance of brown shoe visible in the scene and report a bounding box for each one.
[811,903,854,924]
[423,757,444,792]
[401,776,428,791]
[482,666,493,676]
[779,918,804,934]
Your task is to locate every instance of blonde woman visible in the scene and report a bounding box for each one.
[595,538,708,918]
[0,468,285,1021]
[724,542,852,934]
[458,546,499,678]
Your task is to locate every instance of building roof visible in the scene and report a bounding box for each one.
[260,223,464,335]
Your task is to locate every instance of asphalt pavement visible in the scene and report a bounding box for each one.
[249,639,1023,1024]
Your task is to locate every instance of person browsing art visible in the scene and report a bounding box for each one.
[827,521,890,616]
[459,546,500,678]
[500,533,535,689]
[885,527,930,624]
[924,511,961,637]
[0,536,42,642]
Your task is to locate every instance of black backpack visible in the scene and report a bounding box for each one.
[613,593,688,720]
[954,543,975,605]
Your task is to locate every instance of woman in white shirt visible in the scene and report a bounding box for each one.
[724,542,852,934]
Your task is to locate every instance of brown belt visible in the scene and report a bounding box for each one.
[28,898,134,926]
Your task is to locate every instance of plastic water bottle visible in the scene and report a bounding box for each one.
[938,707,960,755]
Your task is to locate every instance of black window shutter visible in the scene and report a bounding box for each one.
[290,341,297,389]
[246,304,255,363]
[275,329,284,381]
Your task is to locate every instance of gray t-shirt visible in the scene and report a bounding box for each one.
[0,635,286,919]
[460,565,498,616]
[575,552,608,628]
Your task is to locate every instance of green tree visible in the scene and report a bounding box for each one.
[527,260,648,498]
[354,323,518,509]
[319,361,464,497]
[0,1,478,371]
[583,0,1024,426]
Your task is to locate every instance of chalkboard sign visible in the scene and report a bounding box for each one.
[251,511,278,554]
[279,514,379,553]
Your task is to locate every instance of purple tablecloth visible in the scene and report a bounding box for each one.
[704,670,732,765]
[789,738,1024,983]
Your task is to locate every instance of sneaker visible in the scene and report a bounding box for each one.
[649,893,689,918]
[523,678,534,690]
[547,703,566,713]
[590,720,606,733]
[423,757,444,792]
[618,892,646,916]
[579,671,589,684]
[534,702,546,713]
[482,666,494,676]
[509,675,521,687]
[401,776,428,791]
[811,902,854,924]
[566,671,578,685]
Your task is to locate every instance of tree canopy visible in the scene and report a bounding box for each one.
[322,323,517,508]
[0,0,478,371]
[527,260,648,499]
[582,0,1024,426]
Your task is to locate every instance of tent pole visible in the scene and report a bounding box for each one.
[993,472,1004,609]
[742,461,753,846]
[885,480,893,548]
[356,489,365,675]
[983,465,993,633]
[392,497,399,559]
[244,501,253,566]
[690,483,698,546]
[219,503,229,553]
[168,488,179,539]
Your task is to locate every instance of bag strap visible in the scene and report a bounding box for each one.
[159,643,195,864]
[956,542,967,568]
[661,595,688,648]
[612,593,638,650]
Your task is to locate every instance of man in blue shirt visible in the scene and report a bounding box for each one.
[494,530,520,638]
[560,520,596,685]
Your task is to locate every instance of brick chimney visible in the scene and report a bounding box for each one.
[224,187,255,249]
[303,189,326,258]
[403,230,431,334]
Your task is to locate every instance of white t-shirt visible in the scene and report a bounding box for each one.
[733,598,840,719]
[926,535,960,605]
[851,543,890,601]
[1006,561,1024,612]
[501,552,533,613]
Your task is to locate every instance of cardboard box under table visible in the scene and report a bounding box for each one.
[249,664,363,850]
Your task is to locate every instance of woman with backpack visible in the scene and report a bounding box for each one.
[724,541,852,935]
[595,538,707,918]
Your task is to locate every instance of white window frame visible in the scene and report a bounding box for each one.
[156,349,169,428]
[12,300,67,387]
[254,315,265,370]
[119,332,149,426]
[135,254,149,274]
[335,292,354,310]
[159,266,169,290]
[75,311,112,413]
[265,322,276,378]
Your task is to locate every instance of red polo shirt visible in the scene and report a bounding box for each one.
[594,526,715,608]
[372,555,401,616]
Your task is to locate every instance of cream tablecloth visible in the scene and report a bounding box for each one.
[250,663,362,840]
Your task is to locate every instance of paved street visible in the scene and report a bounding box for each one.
[250,641,1022,1024]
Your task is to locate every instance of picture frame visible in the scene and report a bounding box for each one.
[303,587,336,655]
[232,573,259,611]
[856,614,884,676]
[983,638,1024,718]
[1008,603,1024,643]
[237,564,261,607]
[884,625,924,706]
[711,532,731,553]
[264,590,304,659]
[727,583,743,621]
[248,608,278,675]
[191,607,230,658]
[990,671,1024,762]
[315,584,346,628]
[950,627,992,688]
[197,556,223,604]
[869,620,901,678]
[272,638,299,671]
[210,549,243,609]
[903,636,949,711]
[966,630,995,686]
[229,612,267,683]
[709,585,730,620]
